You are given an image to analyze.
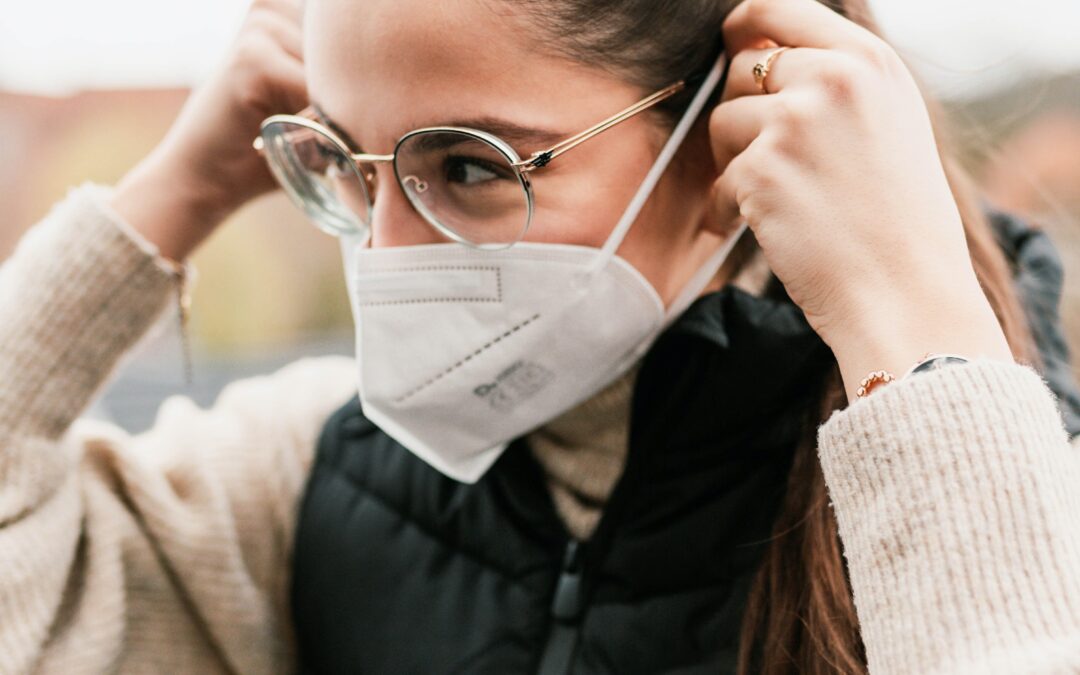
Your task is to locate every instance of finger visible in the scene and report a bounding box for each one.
[248,4,303,61]
[709,163,743,234]
[721,45,833,101]
[263,48,310,117]
[253,0,304,26]
[709,147,767,235]
[709,93,770,173]
[259,9,304,61]
[706,180,743,237]
[722,0,877,56]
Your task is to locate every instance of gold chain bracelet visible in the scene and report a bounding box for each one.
[156,255,196,385]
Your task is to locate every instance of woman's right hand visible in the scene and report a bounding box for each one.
[110,0,308,261]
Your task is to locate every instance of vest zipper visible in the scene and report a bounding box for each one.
[536,540,585,675]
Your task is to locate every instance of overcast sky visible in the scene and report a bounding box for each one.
[1,0,1078,100]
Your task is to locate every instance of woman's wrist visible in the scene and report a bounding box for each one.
[829,285,1014,403]
[109,150,233,262]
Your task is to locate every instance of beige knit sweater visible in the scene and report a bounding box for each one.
[2,180,1080,675]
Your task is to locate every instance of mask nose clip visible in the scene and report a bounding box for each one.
[352,265,503,307]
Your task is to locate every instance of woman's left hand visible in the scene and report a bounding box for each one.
[708,0,1013,401]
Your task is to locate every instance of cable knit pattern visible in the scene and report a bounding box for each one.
[0,180,1078,674]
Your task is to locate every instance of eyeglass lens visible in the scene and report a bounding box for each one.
[260,121,372,237]
[394,130,530,246]
[260,122,531,246]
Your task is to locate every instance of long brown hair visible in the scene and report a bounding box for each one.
[512,0,1039,671]
[733,3,1038,672]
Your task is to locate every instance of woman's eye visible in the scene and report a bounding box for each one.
[444,156,510,186]
[316,144,348,168]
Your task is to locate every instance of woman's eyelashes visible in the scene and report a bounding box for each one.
[444,155,514,186]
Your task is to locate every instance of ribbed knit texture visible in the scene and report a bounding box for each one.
[818,359,1080,674]
[0,181,360,675]
[1,180,1078,673]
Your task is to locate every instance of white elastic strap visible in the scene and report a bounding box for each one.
[660,220,750,328]
[587,51,729,275]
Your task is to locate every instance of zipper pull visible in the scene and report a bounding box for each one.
[551,541,584,621]
[536,541,586,675]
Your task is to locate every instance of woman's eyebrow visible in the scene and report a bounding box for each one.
[435,117,566,149]
[309,100,566,153]
[310,102,365,152]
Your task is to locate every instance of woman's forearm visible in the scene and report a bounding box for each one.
[0,180,179,673]
[109,150,233,263]
[816,359,1080,674]
[0,181,179,438]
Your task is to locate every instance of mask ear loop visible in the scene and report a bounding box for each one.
[660,219,749,327]
[585,51,730,277]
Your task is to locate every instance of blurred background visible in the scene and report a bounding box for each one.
[1,0,1078,430]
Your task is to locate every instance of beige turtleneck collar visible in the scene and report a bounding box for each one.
[526,361,641,541]
[525,241,771,542]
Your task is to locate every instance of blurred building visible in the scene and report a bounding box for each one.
[0,89,185,255]
[0,88,353,351]
[947,72,1080,374]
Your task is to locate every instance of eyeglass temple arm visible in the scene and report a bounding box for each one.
[254,88,687,164]
[514,81,686,171]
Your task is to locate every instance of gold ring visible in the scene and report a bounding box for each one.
[752,46,791,94]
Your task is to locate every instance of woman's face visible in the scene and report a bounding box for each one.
[303,0,725,305]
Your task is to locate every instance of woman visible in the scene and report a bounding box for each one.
[2,0,1079,672]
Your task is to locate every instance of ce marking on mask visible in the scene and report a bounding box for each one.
[474,360,555,412]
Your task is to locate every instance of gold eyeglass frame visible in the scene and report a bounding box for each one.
[252,79,687,249]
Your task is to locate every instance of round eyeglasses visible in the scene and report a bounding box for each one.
[252,80,687,250]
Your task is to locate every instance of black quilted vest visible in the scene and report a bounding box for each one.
[291,283,832,674]
[291,206,1080,674]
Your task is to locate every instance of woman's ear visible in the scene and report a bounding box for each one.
[684,112,741,238]
[669,113,729,235]
[701,182,736,237]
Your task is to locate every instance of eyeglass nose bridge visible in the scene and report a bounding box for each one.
[345,151,395,195]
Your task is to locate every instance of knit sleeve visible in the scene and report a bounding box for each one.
[0,181,357,674]
[816,359,1080,674]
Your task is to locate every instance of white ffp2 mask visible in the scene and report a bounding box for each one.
[340,53,746,483]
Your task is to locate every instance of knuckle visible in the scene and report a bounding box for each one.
[739,0,778,29]
[708,108,729,146]
[233,34,268,67]
[710,176,734,213]
[771,95,808,129]
[736,148,774,192]
[734,183,761,225]
[244,12,269,35]
[232,35,276,87]
[817,60,865,105]
[245,2,273,25]
[258,0,303,26]
[767,127,801,161]
[235,72,267,110]
[856,40,898,72]
[246,6,284,34]
[876,39,904,64]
